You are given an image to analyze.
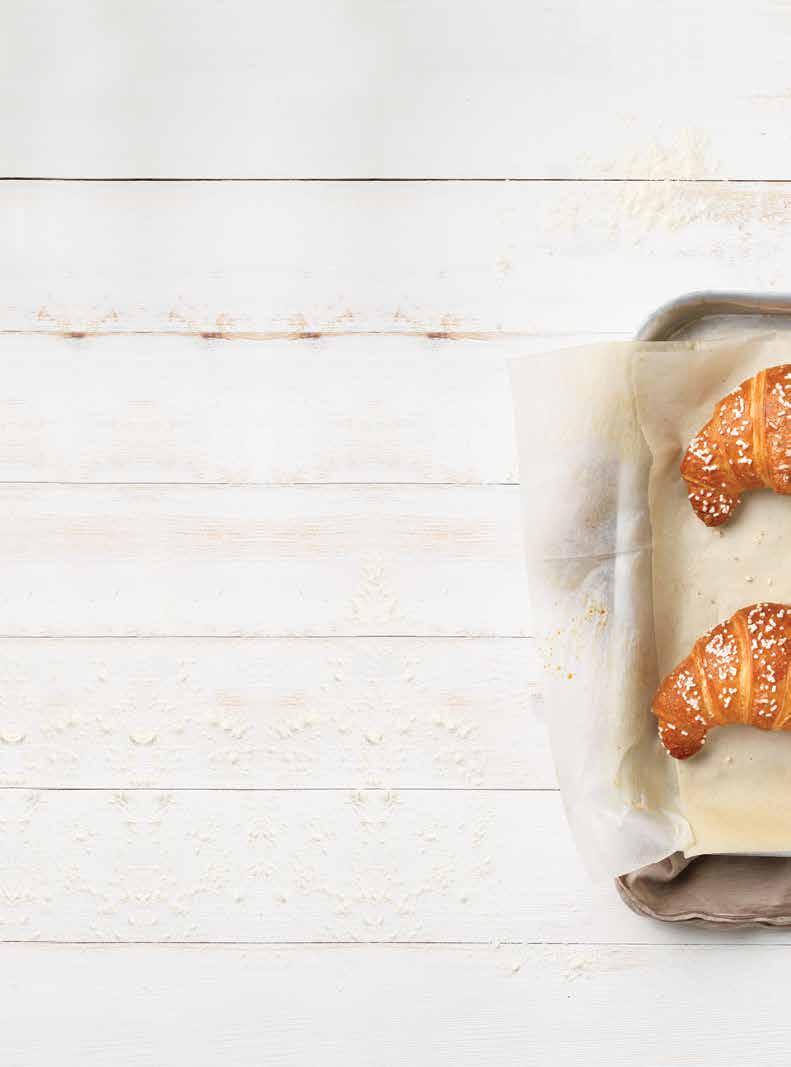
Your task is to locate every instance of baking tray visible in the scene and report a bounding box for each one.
[617,291,791,923]
[640,290,791,826]
[637,290,791,342]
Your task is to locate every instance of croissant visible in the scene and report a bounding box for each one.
[681,364,791,526]
[653,603,791,759]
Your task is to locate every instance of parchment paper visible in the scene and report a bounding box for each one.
[634,333,791,858]
[511,334,791,881]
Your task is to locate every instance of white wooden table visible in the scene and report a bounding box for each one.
[3,3,791,1063]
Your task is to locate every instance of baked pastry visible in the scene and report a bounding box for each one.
[682,364,791,526]
[653,603,791,759]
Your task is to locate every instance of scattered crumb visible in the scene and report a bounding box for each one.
[745,575,754,583]
[564,951,595,982]
[585,603,608,622]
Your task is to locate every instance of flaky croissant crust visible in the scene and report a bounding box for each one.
[653,603,791,759]
[681,365,791,526]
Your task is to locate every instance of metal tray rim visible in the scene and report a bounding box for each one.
[636,290,791,342]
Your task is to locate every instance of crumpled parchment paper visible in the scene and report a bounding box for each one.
[511,334,791,879]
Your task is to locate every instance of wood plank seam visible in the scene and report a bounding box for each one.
[0,177,787,183]
[0,786,552,792]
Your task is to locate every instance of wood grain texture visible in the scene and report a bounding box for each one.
[4,179,791,333]
[6,943,791,1067]
[0,788,572,943]
[0,787,781,946]
[0,484,529,636]
[1,786,790,946]
[9,0,791,1051]
[0,333,603,485]
[6,1,791,179]
[0,637,545,789]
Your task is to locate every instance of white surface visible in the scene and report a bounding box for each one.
[3,180,791,333]
[7,945,791,1067]
[0,332,596,484]
[4,3,791,1064]
[0,637,546,788]
[5,0,791,179]
[0,484,527,635]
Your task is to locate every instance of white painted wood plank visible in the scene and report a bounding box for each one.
[3,180,790,334]
[6,1,791,179]
[0,789,569,943]
[0,637,546,789]
[0,333,601,485]
[2,788,790,946]
[0,485,528,636]
[6,943,791,1067]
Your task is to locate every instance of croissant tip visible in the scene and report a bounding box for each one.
[671,745,700,760]
[684,483,739,526]
[698,508,732,528]
[659,735,706,760]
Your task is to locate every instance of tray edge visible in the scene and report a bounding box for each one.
[636,291,791,342]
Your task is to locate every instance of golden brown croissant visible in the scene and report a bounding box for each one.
[681,364,791,526]
[653,603,791,759]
